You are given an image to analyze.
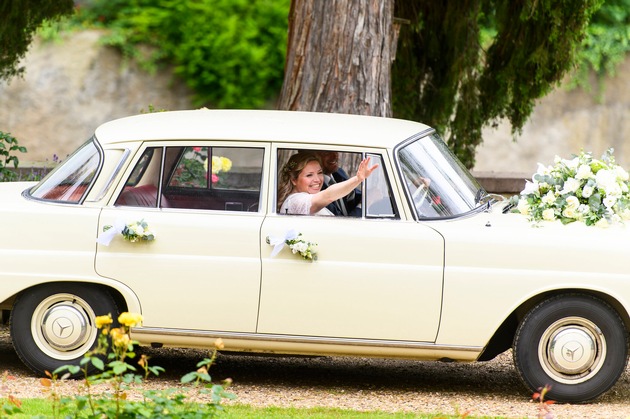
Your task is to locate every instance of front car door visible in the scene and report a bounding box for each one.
[258,146,445,342]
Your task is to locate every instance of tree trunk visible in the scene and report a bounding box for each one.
[278,0,396,117]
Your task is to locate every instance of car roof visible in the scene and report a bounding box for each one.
[94,109,433,149]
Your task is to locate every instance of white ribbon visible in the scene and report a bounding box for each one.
[268,229,299,257]
[96,219,126,246]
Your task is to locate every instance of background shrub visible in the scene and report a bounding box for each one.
[75,0,290,108]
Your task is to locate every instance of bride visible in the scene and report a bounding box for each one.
[277,151,378,216]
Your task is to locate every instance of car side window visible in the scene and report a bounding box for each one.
[365,154,399,219]
[276,148,365,217]
[116,146,264,211]
[164,146,264,211]
[115,147,164,208]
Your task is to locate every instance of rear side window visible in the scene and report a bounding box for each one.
[116,145,264,212]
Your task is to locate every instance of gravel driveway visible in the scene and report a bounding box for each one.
[1,324,629,418]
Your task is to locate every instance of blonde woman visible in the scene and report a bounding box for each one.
[277,151,378,215]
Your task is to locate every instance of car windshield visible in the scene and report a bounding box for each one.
[397,133,486,219]
[28,139,101,203]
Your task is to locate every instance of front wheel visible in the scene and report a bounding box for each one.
[10,283,119,377]
[513,294,628,403]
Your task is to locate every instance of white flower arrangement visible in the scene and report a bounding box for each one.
[120,219,156,242]
[267,229,318,261]
[98,219,155,245]
[285,234,318,261]
[512,149,630,227]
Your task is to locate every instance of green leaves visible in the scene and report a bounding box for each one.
[393,0,605,168]
[43,311,233,417]
[0,0,74,82]
[0,131,28,182]
[571,0,630,91]
[74,0,290,109]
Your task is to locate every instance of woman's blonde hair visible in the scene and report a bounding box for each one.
[277,151,322,212]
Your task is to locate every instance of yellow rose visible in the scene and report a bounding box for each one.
[220,157,232,172]
[118,312,143,328]
[110,327,131,348]
[138,354,148,368]
[95,314,113,329]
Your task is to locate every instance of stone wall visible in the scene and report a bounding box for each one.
[474,58,630,176]
[0,30,193,164]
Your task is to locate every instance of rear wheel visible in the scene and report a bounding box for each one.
[513,294,628,403]
[10,283,119,376]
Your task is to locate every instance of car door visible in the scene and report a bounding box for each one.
[258,149,445,342]
[96,142,269,333]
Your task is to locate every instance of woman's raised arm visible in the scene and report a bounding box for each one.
[309,157,379,214]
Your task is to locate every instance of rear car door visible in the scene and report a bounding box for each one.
[96,141,269,332]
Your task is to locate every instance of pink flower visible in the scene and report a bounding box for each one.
[212,174,219,183]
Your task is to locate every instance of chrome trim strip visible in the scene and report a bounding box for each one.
[78,136,105,205]
[131,327,482,353]
[91,148,131,202]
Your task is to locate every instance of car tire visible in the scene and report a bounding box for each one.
[10,283,119,377]
[513,294,628,403]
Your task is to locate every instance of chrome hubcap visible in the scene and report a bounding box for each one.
[539,317,605,384]
[32,294,97,360]
[41,304,90,351]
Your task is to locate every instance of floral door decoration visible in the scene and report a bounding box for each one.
[267,229,318,261]
[97,219,156,245]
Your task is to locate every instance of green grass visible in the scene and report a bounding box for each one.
[3,399,518,418]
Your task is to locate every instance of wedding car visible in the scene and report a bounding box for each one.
[2,109,629,403]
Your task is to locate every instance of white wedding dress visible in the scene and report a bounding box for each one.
[280,193,334,216]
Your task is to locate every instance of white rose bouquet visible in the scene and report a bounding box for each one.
[121,219,155,242]
[98,219,156,245]
[285,233,318,261]
[267,229,318,261]
[512,149,630,227]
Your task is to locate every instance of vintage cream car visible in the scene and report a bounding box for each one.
[1,109,628,403]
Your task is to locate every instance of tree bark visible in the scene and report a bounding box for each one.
[278,0,395,117]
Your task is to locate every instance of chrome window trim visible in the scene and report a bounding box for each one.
[90,148,131,202]
[77,137,104,205]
